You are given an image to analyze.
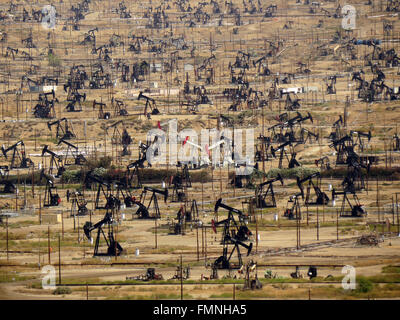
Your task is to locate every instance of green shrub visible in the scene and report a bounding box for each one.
[53,286,72,295]
[48,53,61,67]
[265,167,320,179]
[357,277,373,293]
[85,156,112,171]
[321,167,400,180]
[62,170,81,183]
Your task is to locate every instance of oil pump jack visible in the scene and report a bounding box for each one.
[170,199,200,235]
[83,210,123,257]
[106,120,132,156]
[326,75,337,94]
[315,156,331,171]
[296,172,329,206]
[138,91,160,118]
[84,170,120,210]
[329,115,344,141]
[171,163,192,202]
[41,145,65,177]
[0,166,16,194]
[133,186,168,219]
[33,90,58,119]
[69,191,90,217]
[342,151,370,193]
[212,199,253,269]
[329,135,354,165]
[47,118,76,140]
[1,141,33,169]
[93,100,111,119]
[115,181,136,208]
[57,138,86,166]
[40,169,61,207]
[125,158,145,189]
[271,141,300,169]
[252,56,271,76]
[283,192,303,220]
[111,98,129,116]
[350,130,372,153]
[255,174,284,208]
[254,135,272,162]
[332,188,367,217]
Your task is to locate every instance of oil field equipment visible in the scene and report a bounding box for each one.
[255,174,284,208]
[41,145,65,177]
[283,192,303,220]
[93,100,111,119]
[40,169,61,207]
[170,164,191,202]
[296,172,330,206]
[332,188,367,217]
[125,158,145,189]
[271,141,301,169]
[84,170,120,210]
[170,265,191,280]
[392,133,400,151]
[111,98,129,116]
[126,268,164,281]
[137,91,160,118]
[83,210,123,257]
[307,266,318,279]
[315,156,331,171]
[212,199,253,269]
[115,181,135,208]
[1,141,33,169]
[254,135,272,162]
[47,118,76,140]
[57,139,86,166]
[134,186,168,219]
[241,260,262,290]
[69,191,90,217]
[33,90,58,119]
[0,166,16,194]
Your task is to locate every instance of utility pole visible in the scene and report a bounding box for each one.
[154,218,158,249]
[58,234,61,285]
[180,255,183,300]
[48,225,51,264]
[6,216,9,261]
